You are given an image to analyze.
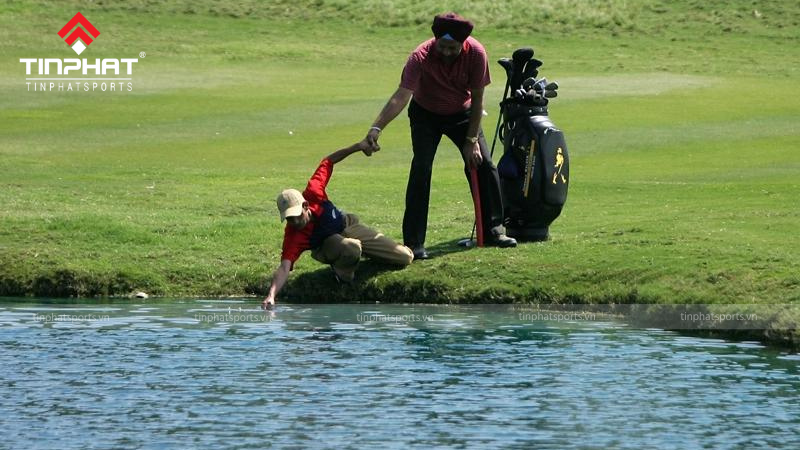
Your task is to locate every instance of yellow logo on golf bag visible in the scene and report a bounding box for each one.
[552,148,567,185]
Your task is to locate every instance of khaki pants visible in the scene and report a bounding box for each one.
[311,213,413,270]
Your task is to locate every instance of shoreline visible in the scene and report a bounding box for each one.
[2,276,797,351]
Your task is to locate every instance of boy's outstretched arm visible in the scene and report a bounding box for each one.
[262,259,292,309]
[326,141,378,165]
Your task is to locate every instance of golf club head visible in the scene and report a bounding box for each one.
[544,90,558,98]
[522,77,537,91]
[512,48,534,65]
[457,238,476,248]
[530,94,549,106]
[532,78,548,92]
[497,58,514,78]
[522,58,543,81]
[510,48,535,92]
[545,81,559,91]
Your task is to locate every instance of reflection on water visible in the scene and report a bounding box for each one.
[1,301,798,449]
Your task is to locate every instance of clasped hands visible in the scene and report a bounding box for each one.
[357,128,381,156]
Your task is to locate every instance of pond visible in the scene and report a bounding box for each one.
[1,300,798,449]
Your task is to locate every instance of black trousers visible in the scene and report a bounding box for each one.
[403,100,505,248]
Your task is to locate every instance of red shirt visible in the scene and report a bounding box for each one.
[281,158,344,269]
[400,37,491,115]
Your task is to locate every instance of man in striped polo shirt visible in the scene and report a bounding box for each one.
[362,12,517,260]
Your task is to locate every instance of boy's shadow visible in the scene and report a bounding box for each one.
[287,238,474,302]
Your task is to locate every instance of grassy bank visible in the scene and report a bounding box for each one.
[1,1,798,346]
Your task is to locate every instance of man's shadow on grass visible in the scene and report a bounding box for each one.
[423,237,476,259]
[288,238,474,302]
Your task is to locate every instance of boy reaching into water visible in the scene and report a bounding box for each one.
[263,141,414,309]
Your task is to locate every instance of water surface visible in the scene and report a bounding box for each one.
[1,301,798,449]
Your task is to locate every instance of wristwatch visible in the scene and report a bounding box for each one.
[466,136,479,144]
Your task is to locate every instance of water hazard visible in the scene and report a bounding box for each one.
[1,300,798,449]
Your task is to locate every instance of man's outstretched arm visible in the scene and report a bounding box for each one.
[363,87,413,149]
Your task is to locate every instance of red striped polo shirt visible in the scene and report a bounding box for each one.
[400,37,491,115]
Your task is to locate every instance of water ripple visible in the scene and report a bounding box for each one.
[0,301,797,449]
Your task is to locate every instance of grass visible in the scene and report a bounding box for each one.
[0,1,799,346]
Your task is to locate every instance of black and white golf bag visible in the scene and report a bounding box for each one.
[494,48,569,242]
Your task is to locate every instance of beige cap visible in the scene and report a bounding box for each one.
[276,189,305,221]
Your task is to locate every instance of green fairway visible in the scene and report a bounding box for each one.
[1,1,799,345]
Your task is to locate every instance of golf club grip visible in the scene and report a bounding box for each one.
[469,167,484,247]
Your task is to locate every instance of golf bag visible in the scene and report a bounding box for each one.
[493,48,569,242]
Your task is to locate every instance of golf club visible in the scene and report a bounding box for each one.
[510,48,534,91]
[490,58,514,158]
[522,77,537,91]
[498,58,514,79]
[522,58,543,82]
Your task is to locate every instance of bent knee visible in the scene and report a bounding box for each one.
[341,238,362,259]
[397,246,414,266]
